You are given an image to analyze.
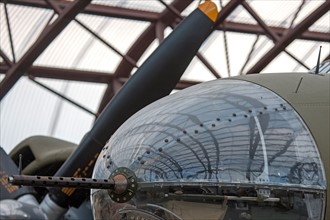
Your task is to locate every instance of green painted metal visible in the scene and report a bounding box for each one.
[235,72,329,219]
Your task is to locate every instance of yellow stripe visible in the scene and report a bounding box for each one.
[67,188,76,196]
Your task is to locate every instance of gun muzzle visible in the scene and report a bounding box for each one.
[9,167,137,203]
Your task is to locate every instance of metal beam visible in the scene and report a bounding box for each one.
[5,0,159,22]
[0,0,91,100]
[0,59,98,117]
[99,0,241,114]
[241,1,309,70]
[241,1,279,41]
[114,0,193,79]
[74,19,138,68]
[97,0,193,114]
[0,62,202,90]
[0,62,113,83]
[214,0,241,28]
[161,0,221,78]
[3,1,328,42]
[246,1,330,74]
[116,77,201,90]
[96,24,157,114]
[216,21,330,42]
[0,50,12,66]
[97,0,242,114]
[29,77,97,117]
[4,2,16,63]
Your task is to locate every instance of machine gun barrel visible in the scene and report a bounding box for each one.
[8,175,116,190]
[9,167,137,203]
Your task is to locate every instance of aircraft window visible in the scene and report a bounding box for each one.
[91,79,326,220]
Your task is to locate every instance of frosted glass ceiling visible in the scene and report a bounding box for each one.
[0,0,329,153]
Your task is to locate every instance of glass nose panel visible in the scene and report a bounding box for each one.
[92,79,326,220]
[94,80,325,189]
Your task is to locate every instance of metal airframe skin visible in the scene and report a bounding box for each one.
[236,72,329,219]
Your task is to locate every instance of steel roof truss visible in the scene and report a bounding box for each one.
[0,0,92,101]
[246,1,330,74]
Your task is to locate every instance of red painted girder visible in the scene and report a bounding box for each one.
[0,0,91,100]
[246,1,330,74]
[6,0,159,22]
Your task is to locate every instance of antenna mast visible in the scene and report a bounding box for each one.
[315,46,322,74]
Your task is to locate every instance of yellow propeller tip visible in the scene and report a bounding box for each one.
[198,0,218,22]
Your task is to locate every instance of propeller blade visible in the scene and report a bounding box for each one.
[48,1,218,208]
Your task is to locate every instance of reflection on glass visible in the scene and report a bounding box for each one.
[310,60,330,75]
[92,80,326,220]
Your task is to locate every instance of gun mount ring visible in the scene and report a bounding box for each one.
[108,167,138,203]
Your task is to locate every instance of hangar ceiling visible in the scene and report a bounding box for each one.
[0,0,329,151]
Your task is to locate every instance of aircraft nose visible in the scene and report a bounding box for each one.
[91,79,326,220]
